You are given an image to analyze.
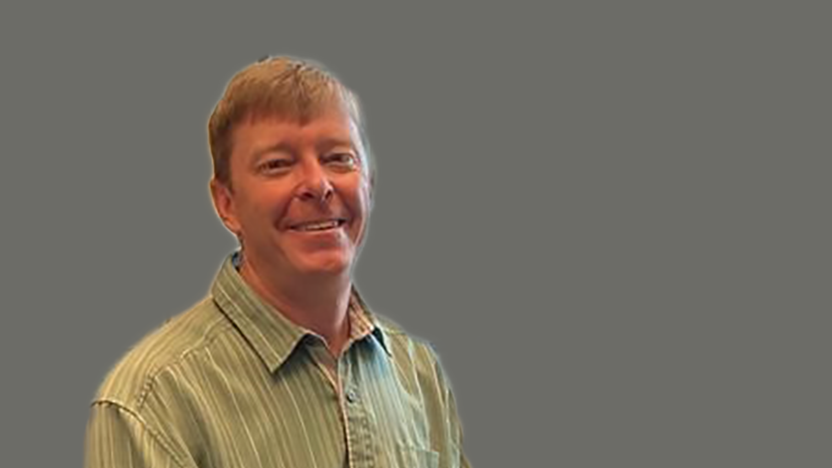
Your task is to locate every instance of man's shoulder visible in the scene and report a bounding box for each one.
[368,311,457,410]
[371,312,442,367]
[91,296,231,410]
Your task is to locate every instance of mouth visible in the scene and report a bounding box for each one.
[288,218,348,232]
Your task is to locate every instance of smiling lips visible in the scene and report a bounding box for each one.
[289,218,347,232]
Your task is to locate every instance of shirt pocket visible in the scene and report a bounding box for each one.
[391,444,439,468]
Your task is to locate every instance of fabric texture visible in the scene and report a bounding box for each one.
[85,252,470,468]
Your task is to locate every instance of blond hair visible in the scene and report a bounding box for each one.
[208,56,372,188]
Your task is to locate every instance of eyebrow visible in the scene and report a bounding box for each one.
[315,137,356,153]
[251,142,295,162]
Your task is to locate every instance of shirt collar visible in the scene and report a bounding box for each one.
[210,251,390,374]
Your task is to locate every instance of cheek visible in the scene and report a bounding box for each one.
[355,183,372,235]
[240,188,292,229]
[341,183,370,235]
[340,177,370,214]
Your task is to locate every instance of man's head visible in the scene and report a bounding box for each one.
[208,57,374,280]
[208,56,374,189]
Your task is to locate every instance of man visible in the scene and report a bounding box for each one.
[84,56,470,468]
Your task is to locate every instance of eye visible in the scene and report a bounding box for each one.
[324,152,358,170]
[259,158,293,173]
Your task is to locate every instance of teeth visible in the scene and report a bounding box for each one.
[295,220,340,231]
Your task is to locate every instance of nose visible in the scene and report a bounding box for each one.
[296,159,334,204]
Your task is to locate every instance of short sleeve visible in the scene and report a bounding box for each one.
[447,385,472,468]
[429,345,472,468]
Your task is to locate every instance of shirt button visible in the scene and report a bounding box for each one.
[345,389,358,403]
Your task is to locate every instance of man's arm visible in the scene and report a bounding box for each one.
[447,386,472,468]
[428,345,472,468]
[85,401,191,468]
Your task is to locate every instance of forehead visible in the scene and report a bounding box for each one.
[230,108,362,158]
[242,109,356,139]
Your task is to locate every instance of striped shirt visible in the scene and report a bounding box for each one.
[85,252,470,468]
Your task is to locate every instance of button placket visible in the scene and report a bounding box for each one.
[345,388,358,403]
[341,351,373,468]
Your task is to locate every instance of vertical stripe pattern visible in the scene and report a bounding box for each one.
[85,253,470,468]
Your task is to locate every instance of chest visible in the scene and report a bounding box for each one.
[184,343,439,468]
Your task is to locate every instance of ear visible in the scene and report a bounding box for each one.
[209,178,242,236]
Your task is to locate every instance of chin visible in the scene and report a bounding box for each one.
[295,255,352,277]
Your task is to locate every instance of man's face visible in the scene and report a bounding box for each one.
[211,107,372,279]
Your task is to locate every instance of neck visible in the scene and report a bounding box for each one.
[238,255,352,356]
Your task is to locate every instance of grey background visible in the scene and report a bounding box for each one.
[1,2,830,467]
